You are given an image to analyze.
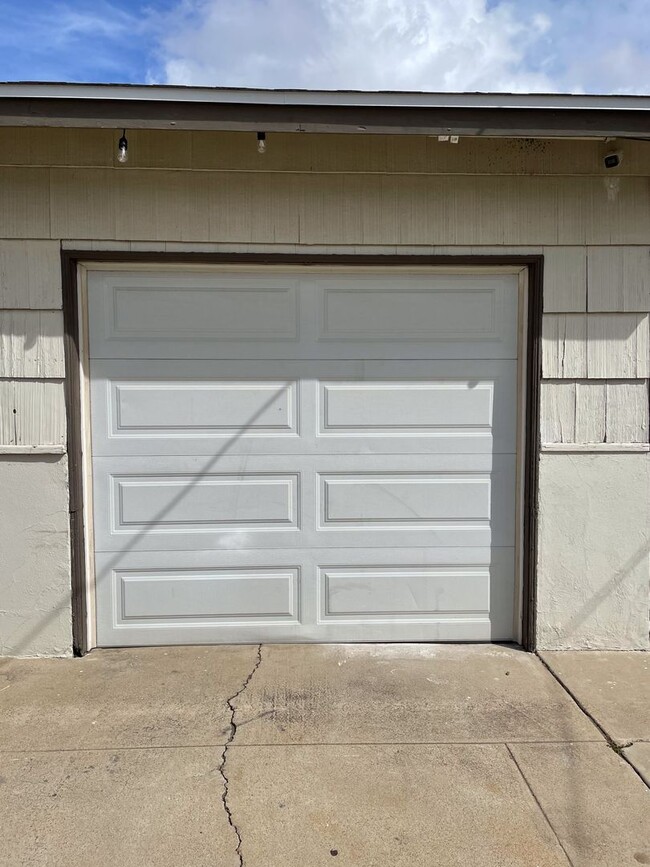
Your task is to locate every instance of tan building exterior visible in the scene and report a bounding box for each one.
[1,86,649,656]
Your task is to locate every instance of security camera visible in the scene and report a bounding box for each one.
[603,151,622,169]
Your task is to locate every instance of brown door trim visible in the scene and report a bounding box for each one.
[61,251,542,654]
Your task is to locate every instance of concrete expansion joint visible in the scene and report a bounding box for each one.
[218,643,263,867]
[535,652,650,791]
[504,743,576,867]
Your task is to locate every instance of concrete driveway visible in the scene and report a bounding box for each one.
[1,644,648,866]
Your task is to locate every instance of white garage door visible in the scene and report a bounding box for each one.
[87,267,520,646]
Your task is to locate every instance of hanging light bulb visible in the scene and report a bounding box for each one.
[257,131,266,154]
[117,129,128,164]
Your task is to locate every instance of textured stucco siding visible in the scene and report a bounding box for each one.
[0,128,649,654]
[536,453,650,650]
[0,456,72,657]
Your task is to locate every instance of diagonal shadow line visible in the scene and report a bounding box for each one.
[2,384,292,659]
[560,539,650,641]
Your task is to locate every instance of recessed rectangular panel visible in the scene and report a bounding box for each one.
[321,474,491,527]
[110,285,298,341]
[320,566,490,617]
[321,382,493,433]
[320,280,502,340]
[112,474,298,532]
[119,568,298,622]
[111,380,296,437]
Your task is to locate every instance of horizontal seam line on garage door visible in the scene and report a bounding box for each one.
[92,458,516,463]
[93,546,518,553]
[90,358,520,362]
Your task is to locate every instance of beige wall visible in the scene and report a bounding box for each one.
[0,128,649,654]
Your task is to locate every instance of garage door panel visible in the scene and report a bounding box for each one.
[90,359,516,456]
[88,271,518,360]
[95,547,514,645]
[92,454,515,552]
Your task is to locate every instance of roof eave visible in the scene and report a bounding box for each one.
[0,85,649,139]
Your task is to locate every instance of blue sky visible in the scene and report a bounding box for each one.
[1,0,649,93]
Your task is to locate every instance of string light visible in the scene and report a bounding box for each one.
[117,129,128,164]
[257,131,266,154]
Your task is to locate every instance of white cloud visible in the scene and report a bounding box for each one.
[154,0,557,92]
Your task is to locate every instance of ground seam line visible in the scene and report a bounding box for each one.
[0,738,607,754]
[505,743,575,867]
[535,652,650,791]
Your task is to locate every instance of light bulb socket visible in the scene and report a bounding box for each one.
[257,131,266,154]
[117,129,128,164]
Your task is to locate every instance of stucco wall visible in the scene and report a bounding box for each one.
[536,452,650,650]
[0,128,649,654]
[0,456,72,656]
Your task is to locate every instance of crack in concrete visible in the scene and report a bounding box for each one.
[218,644,263,866]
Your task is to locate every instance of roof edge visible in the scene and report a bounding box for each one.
[1,83,649,139]
[1,82,650,111]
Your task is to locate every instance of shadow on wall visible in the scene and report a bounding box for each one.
[1,310,64,372]
[560,540,650,643]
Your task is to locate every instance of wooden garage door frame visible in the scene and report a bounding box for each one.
[62,251,543,655]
